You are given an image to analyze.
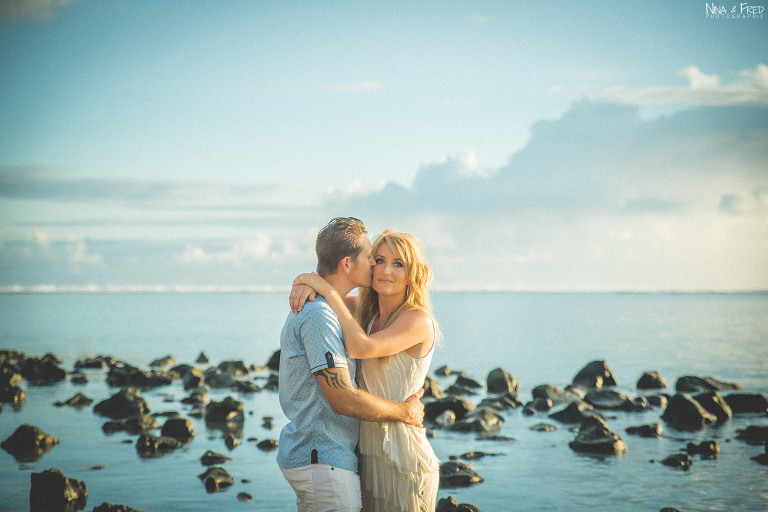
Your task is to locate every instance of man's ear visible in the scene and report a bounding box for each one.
[339,256,352,274]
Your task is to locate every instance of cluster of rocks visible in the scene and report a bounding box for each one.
[1,349,280,510]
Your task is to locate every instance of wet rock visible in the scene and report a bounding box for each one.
[445,383,480,396]
[161,416,195,440]
[724,393,768,414]
[135,433,182,457]
[478,392,521,411]
[1,424,59,462]
[70,372,88,384]
[205,396,244,424]
[532,384,583,405]
[237,492,256,502]
[54,392,93,408]
[435,410,456,428]
[262,416,274,429]
[423,375,444,399]
[94,388,150,420]
[218,360,249,376]
[225,434,239,450]
[233,380,261,393]
[661,394,717,430]
[571,360,617,389]
[439,461,484,488]
[530,423,558,432]
[451,407,503,434]
[675,375,741,393]
[424,396,475,422]
[735,425,768,445]
[637,371,668,389]
[641,394,668,408]
[92,504,140,512]
[181,387,208,405]
[203,368,237,389]
[196,352,210,364]
[686,440,719,458]
[523,397,553,415]
[486,368,518,394]
[101,414,158,435]
[256,439,279,451]
[201,450,231,465]
[436,496,483,512]
[0,384,26,405]
[661,453,692,470]
[263,373,279,391]
[693,392,733,422]
[74,356,114,370]
[106,365,174,389]
[198,466,234,492]
[456,451,499,460]
[568,415,627,455]
[584,389,650,412]
[30,468,87,512]
[21,355,67,385]
[265,349,280,371]
[549,400,602,424]
[434,365,452,377]
[625,423,663,437]
[752,443,768,465]
[149,355,176,368]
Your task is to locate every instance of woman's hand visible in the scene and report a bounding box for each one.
[293,273,334,296]
[290,284,316,314]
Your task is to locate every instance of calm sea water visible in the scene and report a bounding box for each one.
[0,292,767,511]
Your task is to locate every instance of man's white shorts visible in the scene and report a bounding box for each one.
[281,463,362,512]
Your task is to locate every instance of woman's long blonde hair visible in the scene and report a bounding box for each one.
[354,230,441,350]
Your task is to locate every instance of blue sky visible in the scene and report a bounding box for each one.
[1,0,767,291]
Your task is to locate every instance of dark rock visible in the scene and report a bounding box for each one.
[451,407,503,433]
[724,393,768,414]
[457,451,498,460]
[149,355,176,368]
[218,360,249,376]
[94,388,150,420]
[225,434,240,450]
[642,394,668,408]
[92,504,140,512]
[439,461,484,488]
[686,440,719,458]
[106,365,174,389]
[693,392,733,421]
[568,416,627,455]
[181,387,208,405]
[660,509,683,512]
[233,380,261,393]
[256,439,279,451]
[198,466,235,492]
[532,384,583,405]
[101,414,158,435]
[30,468,87,512]
[445,383,479,396]
[196,352,210,364]
[486,368,518,394]
[201,450,231,465]
[661,394,717,430]
[435,410,456,428]
[735,425,768,445]
[436,496,483,512]
[549,400,602,424]
[423,375,444,399]
[1,424,59,462]
[661,453,692,470]
[265,349,280,371]
[54,392,93,408]
[675,375,741,393]
[523,397,553,415]
[237,492,256,502]
[21,356,67,385]
[455,375,484,390]
[637,371,668,389]
[263,373,279,391]
[434,365,452,377]
[625,423,663,437]
[135,433,182,457]
[424,395,475,422]
[0,385,26,405]
[0,365,23,388]
[752,443,768,465]
[478,392,521,411]
[74,356,113,370]
[203,368,237,389]
[584,389,649,412]
[530,423,558,432]
[571,360,617,389]
[205,396,244,424]
[262,416,274,429]
[161,416,195,440]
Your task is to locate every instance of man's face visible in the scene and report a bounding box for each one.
[350,236,374,288]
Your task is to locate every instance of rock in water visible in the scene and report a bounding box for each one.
[724,393,768,414]
[568,416,627,455]
[160,416,196,440]
[625,423,663,437]
[92,504,140,512]
[93,388,150,420]
[200,450,231,466]
[486,367,518,394]
[693,392,732,422]
[661,394,717,430]
[198,466,235,492]
[135,434,182,457]
[572,360,617,389]
[1,424,59,462]
[661,454,692,470]
[439,461,484,488]
[636,371,668,389]
[30,468,88,512]
[675,375,741,393]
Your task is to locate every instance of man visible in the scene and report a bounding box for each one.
[277,217,425,512]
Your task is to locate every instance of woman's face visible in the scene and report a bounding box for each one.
[372,242,408,298]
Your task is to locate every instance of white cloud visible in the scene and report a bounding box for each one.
[594,64,768,106]
[67,240,102,268]
[33,231,49,251]
[468,14,489,25]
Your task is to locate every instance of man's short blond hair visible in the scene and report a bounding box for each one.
[315,217,367,276]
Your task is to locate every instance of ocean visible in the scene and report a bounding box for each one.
[1,291,766,511]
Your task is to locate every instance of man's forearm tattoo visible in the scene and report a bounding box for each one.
[316,368,362,396]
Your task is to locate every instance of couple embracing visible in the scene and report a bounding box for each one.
[277,217,441,512]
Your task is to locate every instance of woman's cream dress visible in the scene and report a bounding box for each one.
[358,318,440,512]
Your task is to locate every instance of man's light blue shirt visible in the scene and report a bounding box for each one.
[276,296,359,473]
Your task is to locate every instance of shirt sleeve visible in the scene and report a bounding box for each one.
[301,303,348,374]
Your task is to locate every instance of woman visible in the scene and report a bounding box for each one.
[291,229,440,512]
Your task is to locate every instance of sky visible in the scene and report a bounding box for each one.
[0,0,767,291]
